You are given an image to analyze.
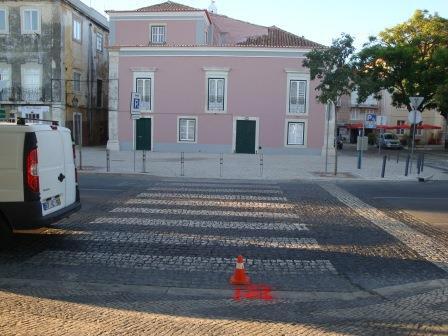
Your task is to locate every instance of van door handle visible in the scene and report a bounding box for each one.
[58,173,65,182]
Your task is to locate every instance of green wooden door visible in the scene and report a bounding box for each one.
[235,120,256,154]
[136,118,152,150]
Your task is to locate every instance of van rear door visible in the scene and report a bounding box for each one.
[60,129,76,206]
[36,130,66,216]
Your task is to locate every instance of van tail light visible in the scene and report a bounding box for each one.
[26,148,40,193]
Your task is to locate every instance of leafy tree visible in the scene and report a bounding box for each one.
[302,33,356,104]
[355,10,448,114]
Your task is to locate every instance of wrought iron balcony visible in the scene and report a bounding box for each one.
[0,86,51,103]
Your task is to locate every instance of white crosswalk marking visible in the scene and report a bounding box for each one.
[126,198,295,210]
[137,192,287,201]
[26,251,337,275]
[154,182,281,189]
[42,229,319,249]
[146,187,283,194]
[91,217,309,231]
[111,207,301,219]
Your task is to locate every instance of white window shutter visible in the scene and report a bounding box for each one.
[297,81,306,113]
[209,79,216,104]
[289,80,306,113]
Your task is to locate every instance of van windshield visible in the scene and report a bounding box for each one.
[384,134,398,140]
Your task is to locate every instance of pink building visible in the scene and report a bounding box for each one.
[107,1,327,154]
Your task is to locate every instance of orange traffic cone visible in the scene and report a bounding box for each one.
[230,255,251,285]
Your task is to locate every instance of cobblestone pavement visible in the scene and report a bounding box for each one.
[0,175,447,335]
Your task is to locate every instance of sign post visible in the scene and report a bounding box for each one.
[130,92,141,172]
[409,96,424,173]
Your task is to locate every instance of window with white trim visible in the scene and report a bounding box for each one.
[178,118,196,142]
[208,78,225,111]
[21,63,42,101]
[0,8,8,34]
[136,78,151,111]
[396,120,405,135]
[289,80,307,114]
[133,70,154,112]
[96,32,103,52]
[0,63,11,100]
[287,121,305,145]
[73,72,81,92]
[21,8,40,34]
[73,17,82,42]
[151,26,165,44]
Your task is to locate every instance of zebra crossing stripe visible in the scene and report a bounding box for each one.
[26,251,336,275]
[91,217,309,231]
[125,198,295,210]
[154,182,281,189]
[41,229,319,249]
[137,192,287,202]
[146,187,283,194]
[111,207,301,219]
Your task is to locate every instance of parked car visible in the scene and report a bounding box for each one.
[376,133,402,149]
[0,119,81,245]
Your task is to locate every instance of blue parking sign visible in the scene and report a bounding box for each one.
[365,113,377,129]
[130,92,141,118]
[133,98,140,110]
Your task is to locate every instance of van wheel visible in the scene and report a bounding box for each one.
[0,217,12,248]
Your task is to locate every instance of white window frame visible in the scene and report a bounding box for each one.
[177,116,198,143]
[284,119,308,148]
[21,63,42,102]
[21,7,40,34]
[73,72,81,92]
[0,63,11,101]
[0,7,9,34]
[96,32,103,52]
[285,71,310,116]
[73,16,82,42]
[204,68,229,113]
[151,25,166,44]
[133,70,155,113]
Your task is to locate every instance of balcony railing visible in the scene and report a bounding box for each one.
[0,86,52,103]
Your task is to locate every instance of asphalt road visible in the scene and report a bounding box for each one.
[338,180,448,232]
[1,174,447,335]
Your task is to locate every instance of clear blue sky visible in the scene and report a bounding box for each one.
[88,0,448,48]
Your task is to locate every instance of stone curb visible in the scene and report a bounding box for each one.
[1,277,446,303]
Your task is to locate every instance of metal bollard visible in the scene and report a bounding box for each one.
[219,153,223,177]
[357,150,362,169]
[180,152,185,176]
[78,146,83,170]
[405,154,410,176]
[421,153,425,172]
[259,153,264,177]
[142,150,146,173]
[381,155,387,178]
[106,149,110,172]
[416,154,421,174]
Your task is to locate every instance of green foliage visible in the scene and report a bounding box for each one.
[302,33,356,104]
[354,10,448,114]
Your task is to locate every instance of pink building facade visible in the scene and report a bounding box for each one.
[107,1,327,154]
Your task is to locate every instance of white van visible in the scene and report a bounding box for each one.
[0,119,81,243]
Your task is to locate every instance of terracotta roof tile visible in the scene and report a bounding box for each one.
[237,26,323,48]
[137,1,201,12]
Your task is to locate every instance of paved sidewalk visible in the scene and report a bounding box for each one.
[76,146,448,181]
